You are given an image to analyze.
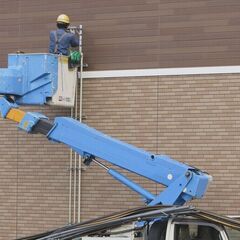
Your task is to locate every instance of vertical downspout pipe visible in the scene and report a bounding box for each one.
[69,108,73,223]
[78,24,83,223]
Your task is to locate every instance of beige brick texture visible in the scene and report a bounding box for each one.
[0,74,240,238]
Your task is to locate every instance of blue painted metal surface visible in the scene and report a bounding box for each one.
[0,53,58,105]
[108,168,155,203]
[0,97,211,206]
[18,112,48,132]
[0,97,18,118]
[46,117,211,205]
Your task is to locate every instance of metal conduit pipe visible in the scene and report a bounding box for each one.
[69,81,79,223]
[78,24,83,223]
[69,108,73,223]
[68,24,83,224]
[73,65,79,223]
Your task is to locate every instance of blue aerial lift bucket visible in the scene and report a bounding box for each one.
[0,53,77,107]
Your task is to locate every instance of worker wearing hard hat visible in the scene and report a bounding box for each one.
[49,14,79,56]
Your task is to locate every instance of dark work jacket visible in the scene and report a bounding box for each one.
[49,29,79,56]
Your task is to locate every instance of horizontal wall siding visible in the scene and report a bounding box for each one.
[0,74,240,237]
[0,0,240,238]
[0,106,71,239]
[81,74,240,220]
[0,0,240,70]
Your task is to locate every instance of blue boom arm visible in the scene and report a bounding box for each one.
[0,97,211,206]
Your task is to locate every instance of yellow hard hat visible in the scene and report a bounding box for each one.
[57,14,70,24]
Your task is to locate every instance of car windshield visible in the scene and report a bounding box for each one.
[174,223,222,240]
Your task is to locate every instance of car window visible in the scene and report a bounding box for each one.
[225,227,240,240]
[148,220,167,240]
[174,223,222,240]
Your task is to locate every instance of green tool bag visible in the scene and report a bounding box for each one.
[69,50,81,68]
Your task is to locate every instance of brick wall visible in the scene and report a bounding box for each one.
[1,1,240,70]
[81,74,240,220]
[0,106,71,239]
[0,73,240,238]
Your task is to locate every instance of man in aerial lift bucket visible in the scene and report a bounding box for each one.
[49,14,79,56]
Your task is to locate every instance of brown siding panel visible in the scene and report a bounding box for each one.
[0,0,240,238]
[0,1,240,69]
[0,74,240,238]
